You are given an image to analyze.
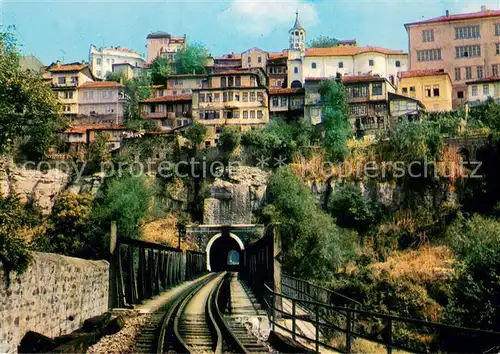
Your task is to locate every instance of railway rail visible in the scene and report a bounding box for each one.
[135,272,269,354]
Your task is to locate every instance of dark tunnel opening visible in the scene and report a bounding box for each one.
[209,235,242,272]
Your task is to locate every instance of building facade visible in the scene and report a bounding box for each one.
[146,31,185,63]
[192,71,269,144]
[405,7,500,108]
[241,48,268,69]
[89,45,145,80]
[466,76,500,106]
[140,95,192,131]
[46,62,95,116]
[398,69,453,111]
[77,81,126,124]
[269,88,305,121]
[112,63,144,79]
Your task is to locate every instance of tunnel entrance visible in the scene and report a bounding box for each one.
[207,233,243,272]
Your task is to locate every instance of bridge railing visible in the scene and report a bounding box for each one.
[263,283,500,353]
[185,250,205,280]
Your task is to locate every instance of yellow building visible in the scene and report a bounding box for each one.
[192,70,269,146]
[397,69,453,112]
[46,62,95,115]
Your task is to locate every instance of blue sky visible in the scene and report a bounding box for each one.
[2,0,498,65]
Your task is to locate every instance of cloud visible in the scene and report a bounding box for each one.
[218,0,318,36]
[456,1,499,14]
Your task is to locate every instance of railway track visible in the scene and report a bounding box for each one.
[135,271,269,354]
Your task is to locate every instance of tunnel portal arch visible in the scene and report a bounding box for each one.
[205,233,244,272]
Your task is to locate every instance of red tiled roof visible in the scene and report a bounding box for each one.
[398,69,450,79]
[466,76,500,85]
[48,63,87,72]
[79,81,123,88]
[305,46,406,57]
[269,51,288,59]
[65,124,128,134]
[215,54,242,60]
[269,88,304,95]
[342,75,386,83]
[405,9,500,27]
[140,94,193,103]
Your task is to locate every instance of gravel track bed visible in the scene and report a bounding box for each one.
[86,310,151,354]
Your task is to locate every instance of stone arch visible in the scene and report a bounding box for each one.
[291,80,302,88]
[205,233,244,271]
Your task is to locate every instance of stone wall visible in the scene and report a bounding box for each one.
[0,252,109,353]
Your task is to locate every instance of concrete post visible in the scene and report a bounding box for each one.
[273,225,283,318]
[108,221,118,309]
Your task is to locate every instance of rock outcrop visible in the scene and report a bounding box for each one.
[203,166,270,225]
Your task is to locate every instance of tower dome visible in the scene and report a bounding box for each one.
[289,11,306,53]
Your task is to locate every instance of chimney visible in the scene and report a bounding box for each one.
[480,5,487,12]
[445,9,449,17]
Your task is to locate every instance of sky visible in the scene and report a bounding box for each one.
[1,0,499,65]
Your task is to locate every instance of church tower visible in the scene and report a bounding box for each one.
[289,11,306,55]
[287,11,306,88]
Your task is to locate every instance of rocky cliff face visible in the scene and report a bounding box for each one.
[0,159,103,215]
[203,167,270,225]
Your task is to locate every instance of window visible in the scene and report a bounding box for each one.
[372,83,383,96]
[96,58,102,65]
[257,110,263,119]
[223,92,227,102]
[457,91,464,99]
[348,86,368,98]
[85,91,94,100]
[235,93,240,101]
[233,111,240,118]
[455,25,480,39]
[375,104,386,113]
[416,49,442,61]
[433,85,440,97]
[228,92,233,101]
[280,96,287,107]
[228,77,234,87]
[221,77,227,88]
[496,43,500,55]
[312,62,317,69]
[402,87,408,94]
[97,70,101,77]
[200,93,206,103]
[369,59,374,66]
[471,85,478,96]
[395,61,401,68]
[242,92,248,102]
[496,23,500,36]
[410,86,416,96]
[493,64,499,77]
[477,66,484,79]
[483,84,490,96]
[250,92,256,102]
[207,93,213,102]
[351,105,367,115]
[422,29,434,42]
[294,67,298,74]
[258,57,262,63]
[339,62,344,68]
[243,111,248,119]
[103,90,112,99]
[250,110,255,119]
[247,56,251,63]
[272,97,279,107]
[465,67,472,80]
[456,45,481,58]
[425,85,431,97]
[250,77,257,87]
[214,93,220,102]
[455,67,461,81]
[235,76,241,87]
[62,91,73,99]
[57,77,66,84]
[257,92,263,102]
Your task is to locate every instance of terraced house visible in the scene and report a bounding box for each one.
[405,7,500,108]
[192,70,269,144]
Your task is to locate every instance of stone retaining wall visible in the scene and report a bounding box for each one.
[0,252,109,353]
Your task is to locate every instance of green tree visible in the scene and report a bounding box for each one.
[265,168,357,280]
[308,36,339,48]
[122,74,157,131]
[176,42,209,75]
[218,126,241,154]
[105,70,126,83]
[0,27,67,160]
[319,79,351,161]
[149,56,173,85]
[185,121,208,151]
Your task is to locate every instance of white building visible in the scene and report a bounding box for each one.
[286,13,408,88]
[89,45,146,80]
[77,81,126,124]
[466,76,500,106]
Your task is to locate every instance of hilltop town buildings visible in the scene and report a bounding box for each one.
[405,7,500,108]
[466,76,500,106]
[146,31,186,63]
[89,45,146,80]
